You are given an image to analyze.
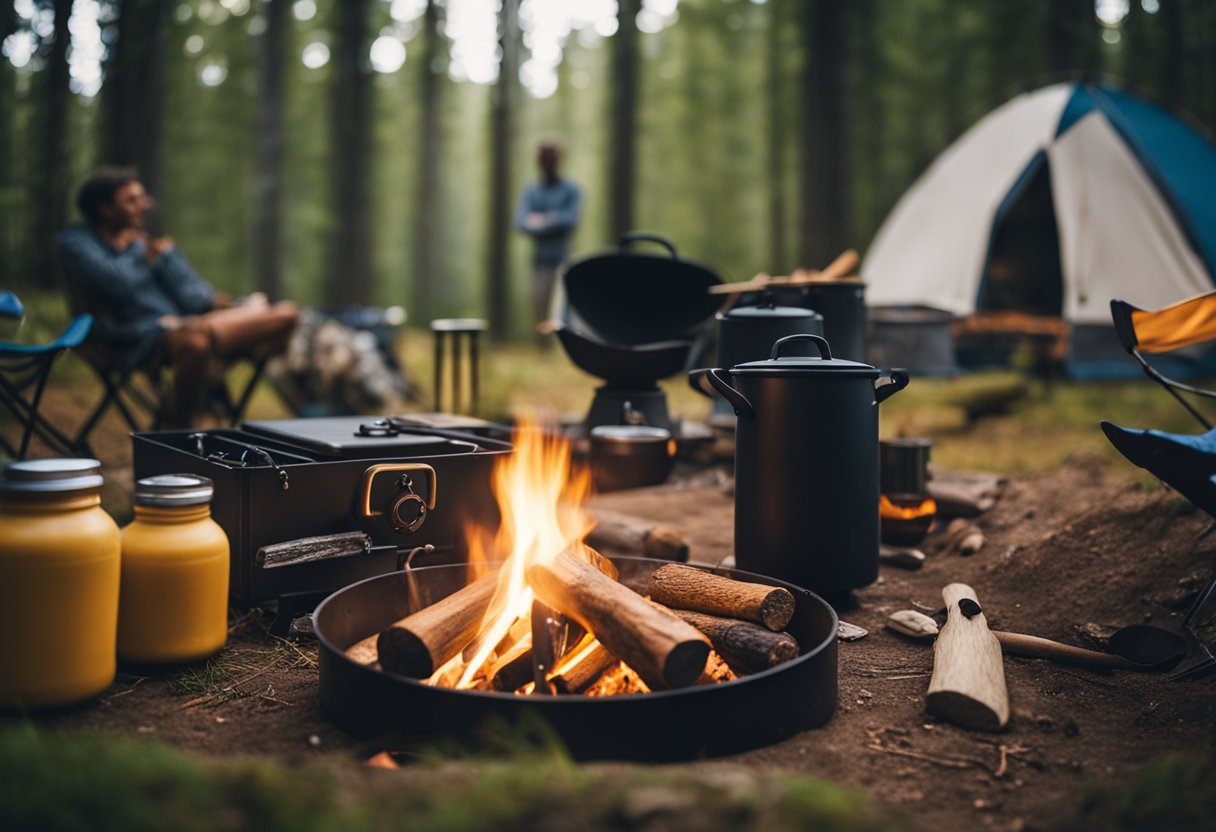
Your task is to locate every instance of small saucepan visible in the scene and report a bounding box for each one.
[589,426,677,492]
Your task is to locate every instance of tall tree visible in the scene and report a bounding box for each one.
[1046,0,1096,78]
[1160,0,1184,107]
[485,0,519,337]
[329,0,373,307]
[31,0,73,284]
[0,2,18,279]
[104,0,169,200]
[765,0,787,272]
[253,0,289,300]
[413,0,445,327]
[610,0,640,242]
[799,0,853,267]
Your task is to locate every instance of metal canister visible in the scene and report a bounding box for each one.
[118,474,230,663]
[0,459,121,708]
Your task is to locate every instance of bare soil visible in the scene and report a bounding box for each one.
[7,389,1216,832]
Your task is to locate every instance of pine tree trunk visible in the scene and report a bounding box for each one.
[1161,0,1183,107]
[799,0,853,268]
[104,0,168,200]
[610,0,640,242]
[329,0,373,307]
[413,0,445,327]
[0,2,18,281]
[485,0,518,338]
[254,0,288,300]
[766,0,787,273]
[33,0,73,285]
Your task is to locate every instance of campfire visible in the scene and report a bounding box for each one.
[346,421,801,695]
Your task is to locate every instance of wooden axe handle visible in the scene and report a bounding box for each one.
[995,631,1143,670]
[926,583,1009,732]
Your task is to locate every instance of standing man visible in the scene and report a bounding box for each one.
[515,139,581,331]
[58,167,298,428]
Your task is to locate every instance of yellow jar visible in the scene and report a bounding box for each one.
[0,458,120,708]
[118,474,230,664]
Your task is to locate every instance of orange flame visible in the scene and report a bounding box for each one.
[878,494,938,520]
[433,416,594,690]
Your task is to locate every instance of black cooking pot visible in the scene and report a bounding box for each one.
[769,280,867,362]
[695,302,826,399]
[562,233,723,346]
[703,335,908,596]
[589,425,677,491]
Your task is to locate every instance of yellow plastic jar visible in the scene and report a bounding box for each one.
[118,474,230,664]
[0,458,120,708]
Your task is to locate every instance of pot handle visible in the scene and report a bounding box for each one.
[619,232,678,259]
[874,369,910,404]
[706,368,755,419]
[688,368,715,399]
[770,333,832,360]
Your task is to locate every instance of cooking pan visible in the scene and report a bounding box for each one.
[555,327,692,387]
[314,557,838,761]
[563,233,723,346]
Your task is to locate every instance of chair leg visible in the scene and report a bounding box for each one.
[0,358,77,458]
[229,355,269,426]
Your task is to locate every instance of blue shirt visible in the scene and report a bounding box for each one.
[515,178,581,266]
[58,222,215,367]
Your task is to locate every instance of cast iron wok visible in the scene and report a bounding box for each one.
[555,327,693,387]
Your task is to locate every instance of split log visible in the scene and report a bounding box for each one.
[928,483,995,519]
[528,550,710,690]
[256,531,370,568]
[377,570,500,678]
[647,563,795,631]
[489,639,535,692]
[672,609,799,676]
[551,642,619,694]
[346,634,380,666]
[926,583,1009,732]
[586,509,689,563]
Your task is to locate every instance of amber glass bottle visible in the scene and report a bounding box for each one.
[118,474,230,663]
[0,459,121,708]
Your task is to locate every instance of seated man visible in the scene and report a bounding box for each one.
[58,167,298,428]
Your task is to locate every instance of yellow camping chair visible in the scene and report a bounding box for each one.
[1111,292,1216,429]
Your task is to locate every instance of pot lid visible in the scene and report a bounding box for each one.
[718,304,823,322]
[590,425,672,443]
[731,334,878,377]
[0,458,104,493]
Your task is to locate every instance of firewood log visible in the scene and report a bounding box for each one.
[672,609,799,676]
[528,550,710,690]
[647,563,795,631]
[550,642,619,694]
[377,570,500,678]
[586,510,689,562]
[926,583,1009,732]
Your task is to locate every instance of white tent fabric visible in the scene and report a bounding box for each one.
[863,83,1213,325]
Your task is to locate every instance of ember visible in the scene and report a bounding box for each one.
[347,421,802,696]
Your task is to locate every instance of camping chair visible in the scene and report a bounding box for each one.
[1110,293,1216,429]
[61,267,271,451]
[0,292,93,459]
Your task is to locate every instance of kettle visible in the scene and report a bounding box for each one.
[701,334,908,596]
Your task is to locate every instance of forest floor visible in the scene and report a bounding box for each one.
[2,365,1216,830]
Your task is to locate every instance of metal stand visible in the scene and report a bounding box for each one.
[430,318,488,415]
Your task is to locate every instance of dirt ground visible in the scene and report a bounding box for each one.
[7,388,1216,831]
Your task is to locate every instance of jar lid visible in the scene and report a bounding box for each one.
[731,334,878,378]
[0,458,104,493]
[134,474,215,507]
[590,425,671,444]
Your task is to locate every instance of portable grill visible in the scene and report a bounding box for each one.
[132,416,511,623]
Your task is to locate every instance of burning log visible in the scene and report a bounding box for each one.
[528,550,711,690]
[551,642,619,694]
[647,564,795,631]
[672,609,799,676]
[586,509,690,562]
[377,570,500,678]
[489,639,535,692]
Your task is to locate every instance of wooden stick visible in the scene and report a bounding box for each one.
[647,563,795,631]
[926,583,1009,732]
[376,570,500,678]
[672,608,799,676]
[528,551,710,690]
[256,531,370,568]
[489,638,535,692]
[586,510,690,563]
[994,631,1147,671]
[551,642,619,694]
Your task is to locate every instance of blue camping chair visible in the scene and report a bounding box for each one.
[0,294,93,459]
[1100,422,1216,521]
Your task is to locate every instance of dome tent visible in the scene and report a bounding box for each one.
[863,83,1216,378]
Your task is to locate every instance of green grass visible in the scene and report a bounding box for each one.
[0,725,894,832]
[1059,753,1216,832]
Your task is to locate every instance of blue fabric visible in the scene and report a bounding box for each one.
[1092,86,1216,282]
[515,178,581,266]
[1147,426,1216,455]
[1054,85,1096,138]
[58,223,215,367]
[0,314,93,355]
[0,291,23,319]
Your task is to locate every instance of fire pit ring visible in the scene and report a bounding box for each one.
[314,557,838,761]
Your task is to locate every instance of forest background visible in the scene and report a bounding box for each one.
[1,0,1212,341]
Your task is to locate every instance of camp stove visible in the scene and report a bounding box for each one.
[132,416,511,624]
